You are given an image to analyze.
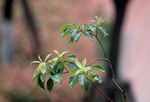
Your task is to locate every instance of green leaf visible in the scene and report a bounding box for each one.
[69,76,79,89]
[88,24,96,32]
[40,72,47,82]
[32,71,40,80]
[65,61,80,70]
[99,27,109,37]
[47,78,54,93]
[75,59,82,68]
[45,54,51,62]
[60,25,71,32]
[90,65,105,72]
[61,29,70,37]
[78,74,86,86]
[83,79,91,91]
[89,74,102,83]
[74,33,82,41]
[84,31,93,40]
[51,73,62,83]
[53,62,65,73]
[70,29,78,42]
[66,54,77,60]
[69,69,78,75]
[78,74,91,91]
[38,54,43,62]
[38,75,45,89]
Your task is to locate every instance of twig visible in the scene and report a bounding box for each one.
[93,30,127,102]
[92,83,114,102]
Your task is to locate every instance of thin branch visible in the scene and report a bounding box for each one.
[92,83,114,102]
[93,30,127,102]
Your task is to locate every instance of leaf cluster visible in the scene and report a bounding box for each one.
[32,50,105,92]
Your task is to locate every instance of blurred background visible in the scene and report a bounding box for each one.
[0,0,150,102]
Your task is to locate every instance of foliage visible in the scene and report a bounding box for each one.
[31,16,108,92]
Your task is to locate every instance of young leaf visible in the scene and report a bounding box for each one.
[38,54,43,62]
[38,62,47,74]
[66,54,77,60]
[69,69,78,75]
[31,61,41,64]
[60,51,69,57]
[75,59,82,68]
[47,78,54,93]
[69,76,79,89]
[82,58,87,67]
[38,75,45,89]
[90,65,105,72]
[53,50,59,56]
[75,70,81,76]
[45,54,51,62]
[84,31,93,40]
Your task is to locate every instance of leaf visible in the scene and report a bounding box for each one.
[78,74,91,91]
[40,72,47,82]
[31,61,41,64]
[38,62,47,74]
[69,69,78,75]
[78,74,86,86]
[47,78,54,93]
[66,54,76,60]
[90,65,105,72]
[88,24,96,32]
[84,31,93,40]
[82,58,87,67]
[60,25,71,32]
[75,70,81,76]
[75,59,82,68]
[69,76,79,89]
[74,33,82,41]
[65,61,80,70]
[38,75,45,89]
[51,73,62,83]
[45,54,51,62]
[48,57,58,66]
[61,29,70,37]
[70,29,78,42]
[53,50,59,56]
[89,74,102,83]
[53,62,65,73]
[60,51,69,57]
[99,27,109,37]
[32,71,40,80]
[38,54,43,62]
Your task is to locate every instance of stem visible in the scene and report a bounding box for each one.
[93,31,127,102]
[92,83,114,102]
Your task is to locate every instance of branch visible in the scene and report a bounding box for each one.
[93,31,127,102]
[92,82,114,102]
